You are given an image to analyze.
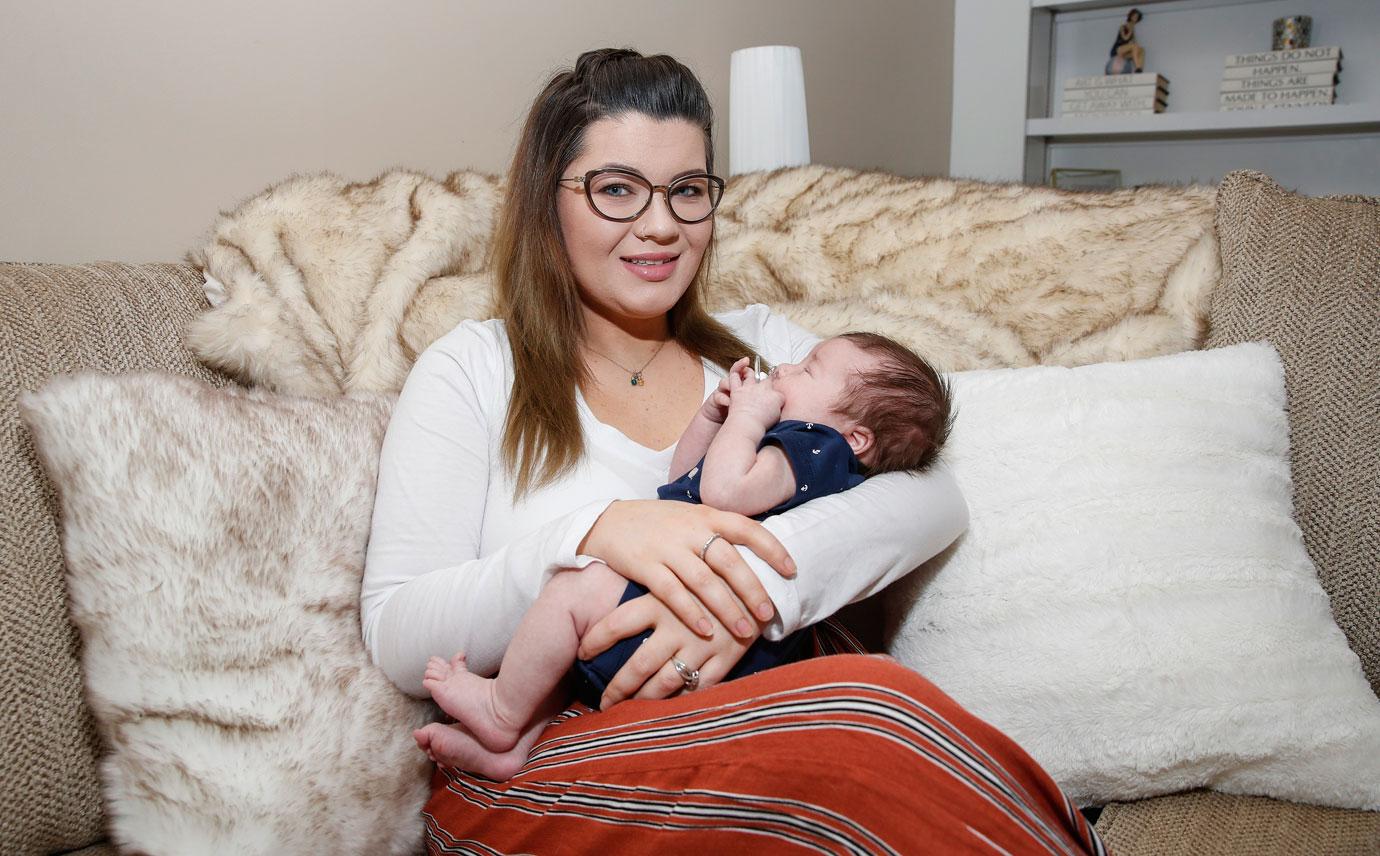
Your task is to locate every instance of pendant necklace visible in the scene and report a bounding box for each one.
[587,339,668,387]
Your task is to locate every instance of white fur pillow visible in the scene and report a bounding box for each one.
[20,373,431,856]
[885,342,1380,811]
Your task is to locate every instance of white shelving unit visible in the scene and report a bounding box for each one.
[1028,102,1380,139]
[951,0,1380,194]
[1029,0,1379,193]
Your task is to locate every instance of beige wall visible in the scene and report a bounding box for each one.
[1,0,953,263]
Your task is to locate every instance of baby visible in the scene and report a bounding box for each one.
[413,331,953,779]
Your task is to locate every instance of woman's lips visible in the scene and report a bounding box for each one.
[620,255,679,282]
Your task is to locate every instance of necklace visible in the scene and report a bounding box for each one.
[586,339,668,387]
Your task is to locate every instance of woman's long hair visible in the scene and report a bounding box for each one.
[494,48,760,497]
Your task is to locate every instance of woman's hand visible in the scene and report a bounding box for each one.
[579,499,795,639]
[578,592,758,709]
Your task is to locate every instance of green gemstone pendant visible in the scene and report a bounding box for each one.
[630,372,643,386]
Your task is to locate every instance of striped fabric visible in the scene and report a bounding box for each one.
[423,652,1104,855]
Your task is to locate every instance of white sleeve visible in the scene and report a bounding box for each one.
[360,331,609,696]
[751,467,968,639]
[727,305,971,640]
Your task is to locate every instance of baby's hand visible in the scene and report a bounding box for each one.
[702,357,751,423]
[727,372,784,429]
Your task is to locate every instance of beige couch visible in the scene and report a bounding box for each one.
[2,168,1376,855]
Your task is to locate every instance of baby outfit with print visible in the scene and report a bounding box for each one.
[572,420,865,706]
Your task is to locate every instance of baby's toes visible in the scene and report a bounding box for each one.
[450,652,468,671]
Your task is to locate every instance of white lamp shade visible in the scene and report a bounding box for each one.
[729,46,811,176]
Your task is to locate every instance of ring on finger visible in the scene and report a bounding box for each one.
[699,532,722,562]
[671,657,700,692]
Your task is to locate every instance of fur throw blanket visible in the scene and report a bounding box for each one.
[188,166,1218,395]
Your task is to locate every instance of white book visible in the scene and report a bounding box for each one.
[1063,84,1167,102]
[1062,109,1161,118]
[1222,59,1340,79]
[1222,97,1337,111]
[1065,72,1168,90]
[1064,96,1166,113]
[1220,73,1337,92]
[1219,87,1335,107]
[1224,46,1341,67]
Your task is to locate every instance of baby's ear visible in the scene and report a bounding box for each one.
[843,424,875,461]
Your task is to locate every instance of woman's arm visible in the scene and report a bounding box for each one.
[749,467,968,640]
[362,336,613,695]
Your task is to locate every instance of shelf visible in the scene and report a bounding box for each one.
[1028,102,1380,139]
[1032,0,1256,11]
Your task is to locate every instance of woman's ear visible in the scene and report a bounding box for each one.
[843,424,875,463]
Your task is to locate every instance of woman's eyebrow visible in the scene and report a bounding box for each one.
[599,163,706,181]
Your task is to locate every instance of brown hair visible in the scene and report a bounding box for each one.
[493,48,759,497]
[835,332,954,474]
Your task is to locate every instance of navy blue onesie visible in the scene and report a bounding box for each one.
[572,420,865,707]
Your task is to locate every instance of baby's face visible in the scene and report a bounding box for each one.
[770,338,879,425]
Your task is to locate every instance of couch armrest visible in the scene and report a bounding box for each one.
[0,261,232,855]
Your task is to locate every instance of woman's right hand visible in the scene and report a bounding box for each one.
[578,499,796,639]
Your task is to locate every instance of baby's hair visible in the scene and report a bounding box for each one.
[834,332,954,475]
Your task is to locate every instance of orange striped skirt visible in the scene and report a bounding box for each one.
[421,645,1104,855]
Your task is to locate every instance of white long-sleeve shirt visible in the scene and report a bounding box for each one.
[361,304,969,696]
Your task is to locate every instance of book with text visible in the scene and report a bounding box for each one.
[1220,87,1335,107]
[1065,72,1168,90]
[1222,59,1340,79]
[1064,96,1166,113]
[1224,46,1341,67]
[1063,84,1167,102]
[1060,109,1161,118]
[1219,73,1337,92]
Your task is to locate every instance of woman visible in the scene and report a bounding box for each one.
[363,48,1103,854]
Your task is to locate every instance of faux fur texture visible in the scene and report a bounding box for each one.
[188,169,503,395]
[19,374,431,856]
[188,165,1218,394]
[705,167,1219,371]
[884,343,1380,811]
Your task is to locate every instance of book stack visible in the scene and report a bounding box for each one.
[1219,46,1341,111]
[1061,73,1168,117]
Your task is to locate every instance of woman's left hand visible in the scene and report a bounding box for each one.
[578,592,758,709]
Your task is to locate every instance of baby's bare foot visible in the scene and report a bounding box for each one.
[413,723,527,781]
[421,652,522,753]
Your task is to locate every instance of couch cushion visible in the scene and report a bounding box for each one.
[1205,171,1380,699]
[20,372,431,855]
[885,343,1380,810]
[1095,790,1380,856]
[0,262,228,855]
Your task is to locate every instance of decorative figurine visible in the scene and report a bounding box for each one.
[1273,15,1313,50]
[1106,8,1146,74]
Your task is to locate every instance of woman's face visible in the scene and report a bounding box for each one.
[557,114,713,328]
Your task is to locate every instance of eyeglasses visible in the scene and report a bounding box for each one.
[558,168,725,224]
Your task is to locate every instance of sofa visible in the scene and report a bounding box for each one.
[2,166,1376,855]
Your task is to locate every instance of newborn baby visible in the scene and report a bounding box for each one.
[414,331,953,779]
